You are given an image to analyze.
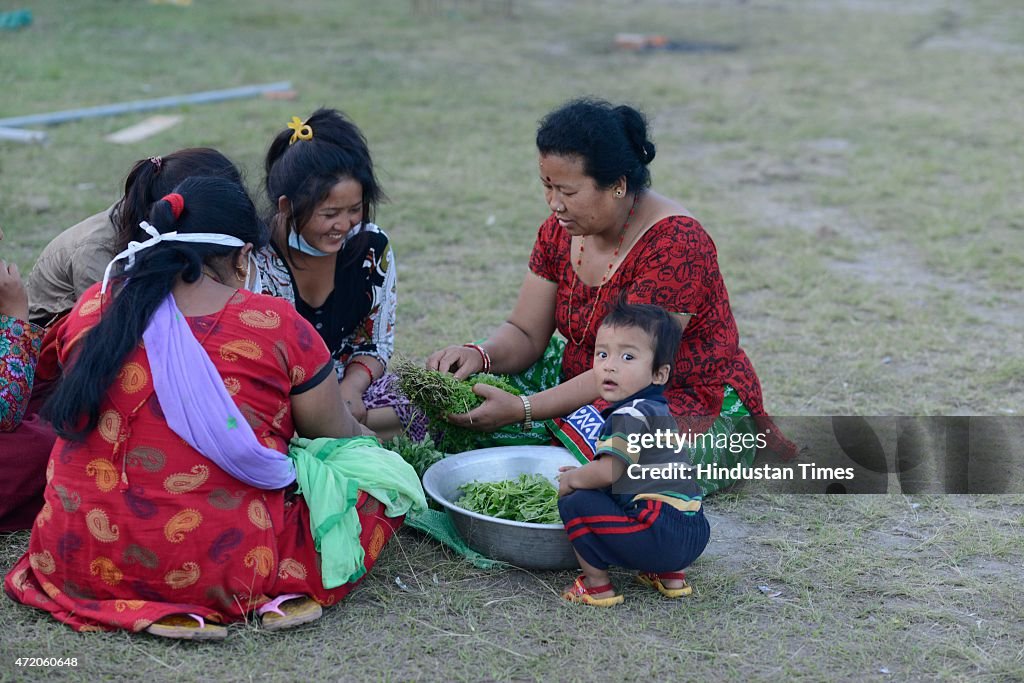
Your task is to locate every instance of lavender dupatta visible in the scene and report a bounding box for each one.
[141,293,296,489]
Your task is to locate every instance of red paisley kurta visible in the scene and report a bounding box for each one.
[4,284,401,632]
[530,213,794,456]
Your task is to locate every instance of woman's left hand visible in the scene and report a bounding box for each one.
[445,383,524,432]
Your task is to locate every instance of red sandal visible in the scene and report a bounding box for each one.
[636,571,693,598]
[561,575,624,607]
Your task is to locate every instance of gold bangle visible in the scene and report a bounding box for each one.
[519,395,533,432]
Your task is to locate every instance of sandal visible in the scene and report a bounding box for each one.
[146,613,227,641]
[561,576,624,607]
[257,593,323,631]
[636,571,693,598]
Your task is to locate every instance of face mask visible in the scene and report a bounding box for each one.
[287,230,331,257]
[243,251,263,293]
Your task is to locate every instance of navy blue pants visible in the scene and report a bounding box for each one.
[558,489,710,573]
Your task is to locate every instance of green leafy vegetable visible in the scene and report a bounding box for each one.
[392,356,523,453]
[457,474,561,525]
[383,433,446,479]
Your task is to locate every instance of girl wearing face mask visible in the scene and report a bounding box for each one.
[25,148,247,329]
[255,109,423,442]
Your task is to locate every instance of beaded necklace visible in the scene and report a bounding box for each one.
[566,193,639,346]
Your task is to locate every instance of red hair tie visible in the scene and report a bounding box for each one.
[162,193,185,220]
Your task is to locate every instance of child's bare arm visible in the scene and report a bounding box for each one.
[558,457,626,496]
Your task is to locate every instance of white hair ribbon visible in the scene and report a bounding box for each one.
[100,221,247,294]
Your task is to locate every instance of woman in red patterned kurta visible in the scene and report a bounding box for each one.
[4,177,401,636]
[428,98,794,476]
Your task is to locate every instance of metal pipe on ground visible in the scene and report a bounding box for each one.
[0,81,293,143]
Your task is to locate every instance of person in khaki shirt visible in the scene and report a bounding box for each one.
[26,208,116,327]
[25,148,246,327]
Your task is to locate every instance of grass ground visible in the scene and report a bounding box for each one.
[1,1,1022,681]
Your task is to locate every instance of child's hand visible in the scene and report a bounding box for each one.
[557,466,577,497]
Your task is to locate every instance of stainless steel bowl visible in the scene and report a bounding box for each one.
[421,445,580,570]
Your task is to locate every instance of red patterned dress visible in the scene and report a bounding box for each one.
[529,212,793,457]
[4,284,402,632]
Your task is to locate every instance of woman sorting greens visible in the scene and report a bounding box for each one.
[428,98,794,494]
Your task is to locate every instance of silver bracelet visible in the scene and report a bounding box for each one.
[519,395,533,432]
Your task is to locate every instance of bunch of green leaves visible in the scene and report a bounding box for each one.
[383,433,446,479]
[392,356,523,453]
[456,474,561,525]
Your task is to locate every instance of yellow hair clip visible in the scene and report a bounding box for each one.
[287,116,313,144]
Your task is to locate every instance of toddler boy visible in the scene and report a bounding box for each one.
[557,300,709,606]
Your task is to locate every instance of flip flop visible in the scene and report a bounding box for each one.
[146,613,227,641]
[636,571,692,598]
[561,576,624,607]
[257,593,323,631]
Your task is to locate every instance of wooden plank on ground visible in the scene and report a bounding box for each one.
[104,115,183,144]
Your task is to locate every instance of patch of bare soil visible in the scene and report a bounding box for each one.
[695,127,1022,405]
[702,510,758,572]
[731,140,1012,313]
